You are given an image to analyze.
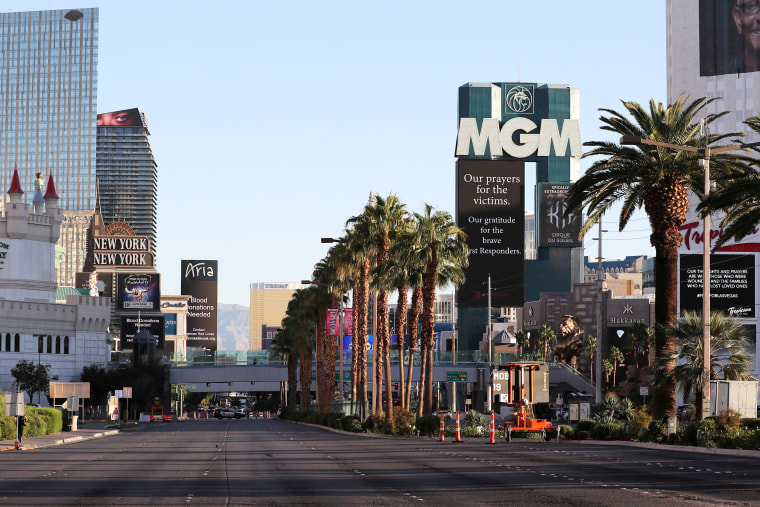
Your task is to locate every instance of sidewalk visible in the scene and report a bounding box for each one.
[0,421,122,451]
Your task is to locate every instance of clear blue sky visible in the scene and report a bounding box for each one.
[4,1,665,306]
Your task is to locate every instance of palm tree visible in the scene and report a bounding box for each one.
[515,330,530,357]
[414,204,468,416]
[385,221,416,410]
[607,346,624,388]
[364,193,408,421]
[602,359,614,387]
[661,311,754,416]
[343,218,375,420]
[537,324,555,362]
[270,328,299,414]
[581,335,597,383]
[627,322,655,369]
[564,96,751,420]
[699,115,760,249]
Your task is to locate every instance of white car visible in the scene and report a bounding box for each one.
[215,407,239,419]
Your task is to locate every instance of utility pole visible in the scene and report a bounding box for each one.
[486,274,492,412]
[594,221,606,404]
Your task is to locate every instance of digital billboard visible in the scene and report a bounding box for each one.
[680,253,755,318]
[116,273,160,311]
[121,315,165,349]
[699,0,759,76]
[537,183,582,247]
[456,159,524,307]
[97,108,144,127]
[181,260,218,351]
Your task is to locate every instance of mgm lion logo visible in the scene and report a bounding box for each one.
[554,315,584,369]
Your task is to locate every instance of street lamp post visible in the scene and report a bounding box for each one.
[620,135,741,421]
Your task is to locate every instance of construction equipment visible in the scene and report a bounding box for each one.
[495,362,553,442]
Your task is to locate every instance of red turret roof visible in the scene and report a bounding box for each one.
[44,174,59,199]
[7,169,23,194]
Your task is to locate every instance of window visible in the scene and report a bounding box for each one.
[5,333,9,351]
[47,335,52,353]
[64,336,69,354]
[14,334,20,352]
[55,336,60,354]
[38,336,43,353]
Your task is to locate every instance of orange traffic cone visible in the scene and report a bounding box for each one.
[489,410,496,444]
[455,411,463,442]
[438,413,445,441]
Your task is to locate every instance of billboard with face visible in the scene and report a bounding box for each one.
[97,108,144,127]
[181,260,218,351]
[699,0,760,76]
[116,273,160,311]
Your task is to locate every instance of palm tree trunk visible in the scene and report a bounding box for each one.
[406,286,422,411]
[652,246,679,420]
[287,354,298,413]
[417,342,427,419]
[395,283,408,410]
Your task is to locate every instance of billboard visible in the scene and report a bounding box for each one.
[97,108,144,127]
[456,159,524,307]
[537,183,582,247]
[164,313,177,335]
[680,253,755,318]
[75,271,114,298]
[699,0,759,76]
[121,315,165,349]
[181,260,218,350]
[116,273,160,311]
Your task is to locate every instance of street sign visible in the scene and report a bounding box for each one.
[447,371,467,382]
[639,386,649,396]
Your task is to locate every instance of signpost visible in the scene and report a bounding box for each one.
[447,371,467,382]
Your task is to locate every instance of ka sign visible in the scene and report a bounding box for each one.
[455,117,581,159]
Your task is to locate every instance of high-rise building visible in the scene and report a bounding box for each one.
[249,282,308,350]
[0,8,99,287]
[96,108,158,254]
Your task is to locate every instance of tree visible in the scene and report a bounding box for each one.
[414,204,468,416]
[581,335,597,383]
[661,311,754,416]
[364,193,408,422]
[515,330,530,357]
[11,360,54,405]
[536,324,555,362]
[627,322,655,368]
[602,359,614,386]
[607,346,624,388]
[80,364,112,408]
[564,96,751,420]
[698,115,760,249]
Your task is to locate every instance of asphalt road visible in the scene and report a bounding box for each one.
[1,418,759,506]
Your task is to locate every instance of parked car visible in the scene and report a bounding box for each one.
[215,407,238,419]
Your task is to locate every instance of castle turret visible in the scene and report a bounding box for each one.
[6,169,28,239]
[44,174,62,242]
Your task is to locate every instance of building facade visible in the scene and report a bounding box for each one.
[96,108,158,254]
[249,282,308,350]
[0,171,111,396]
[0,8,99,287]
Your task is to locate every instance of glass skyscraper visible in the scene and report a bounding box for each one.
[0,8,99,286]
[96,108,158,254]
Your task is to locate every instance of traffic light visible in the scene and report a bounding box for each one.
[394,382,399,391]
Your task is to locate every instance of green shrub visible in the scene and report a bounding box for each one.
[678,420,700,447]
[575,430,591,440]
[341,415,362,432]
[557,424,573,439]
[647,419,667,443]
[742,418,760,431]
[464,410,487,428]
[590,422,625,439]
[626,406,652,440]
[575,418,596,432]
[696,418,717,447]
[415,415,440,437]
[392,409,416,436]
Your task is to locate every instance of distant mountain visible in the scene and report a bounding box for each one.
[217,303,250,350]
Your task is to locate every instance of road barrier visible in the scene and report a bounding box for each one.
[455,412,462,443]
[489,410,496,444]
[439,413,445,441]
